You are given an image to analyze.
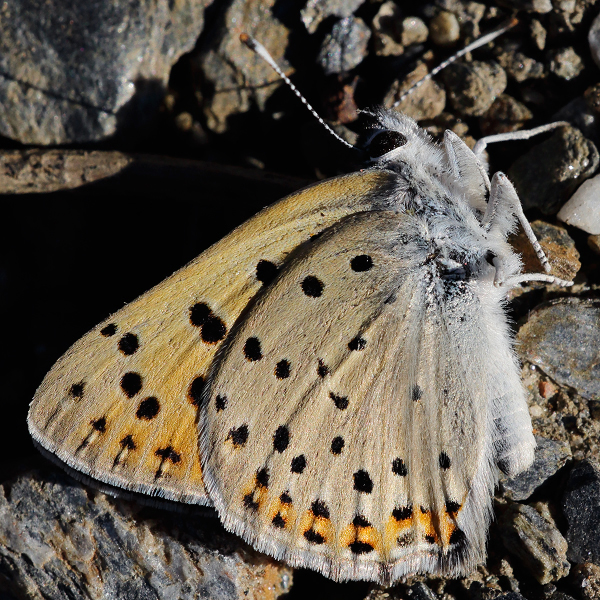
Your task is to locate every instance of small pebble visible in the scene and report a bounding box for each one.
[401,17,428,47]
[518,298,600,402]
[443,61,507,117]
[318,16,371,75]
[300,0,364,34]
[562,460,600,564]
[549,47,584,80]
[499,502,570,584]
[588,234,600,255]
[372,1,404,57]
[572,563,600,600]
[589,11,600,69]
[531,18,547,50]
[501,436,571,501]
[558,174,600,235]
[429,11,460,45]
[508,125,599,214]
[539,380,558,399]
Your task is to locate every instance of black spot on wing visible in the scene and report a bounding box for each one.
[348,336,367,351]
[353,515,371,527]
[272,513,286,528]
[301,276,323,297]
[136,397,160,420]
[100,323,117,337]
[121,372,142,398]
[188,376,205,407]
[243,337,262,361]
[317,360,330,378]
[330,392,348,410]
[311,500,330,519]
[275,359,291,379]
[304,529,325,544]
[118,333,139,355]
[291,455,306,474]
[256,467,269,488]
[353,469,373,493]
[227,424,249,448]
[350,255,373,272]
[256,260,278,285]
[91,417,106,432]
[392,457,407,476]
[69,382,85,399]
[273,425,290,452]
[392,505,413,521]
[439,452,451,470]
[155,447,180,465]
[349,541,374,554]
[331,436,344,455]
[189,302,227,343]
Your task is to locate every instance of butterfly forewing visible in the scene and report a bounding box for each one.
[28,170,399,504]
[200,204,524,583]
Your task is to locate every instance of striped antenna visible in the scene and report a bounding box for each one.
[392,18,518,108]
[240,18,518,149]
[240,33,354,149]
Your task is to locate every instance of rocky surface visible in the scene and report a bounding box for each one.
[562,460,600,565]
[3,1,600,599]
[0,0,210,145]
[0,468,292,600]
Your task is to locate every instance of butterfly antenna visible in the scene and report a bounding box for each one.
[240,33,355,150]
[392,17,518,108]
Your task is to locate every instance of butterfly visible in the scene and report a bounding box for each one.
[28,35,573,586]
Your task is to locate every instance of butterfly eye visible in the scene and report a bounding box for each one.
[367,131,408,157]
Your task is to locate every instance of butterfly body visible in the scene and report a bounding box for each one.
[29,108,540,584]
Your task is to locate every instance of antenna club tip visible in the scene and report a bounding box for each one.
[509,16,519,27]
[240,33,258,51]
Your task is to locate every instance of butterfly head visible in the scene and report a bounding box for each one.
[358,108,442,168]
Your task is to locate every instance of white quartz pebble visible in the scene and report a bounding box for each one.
[557,174,600,234]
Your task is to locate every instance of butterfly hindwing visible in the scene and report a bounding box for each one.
[200,202,534,583]
[28,169,399,504]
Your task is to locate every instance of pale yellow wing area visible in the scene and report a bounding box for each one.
[201,210,501,583]
[28,169,399,504]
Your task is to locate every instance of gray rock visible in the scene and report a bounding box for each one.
[429,10,460,46]
[517,298,600,402]
[508,125,599,214]
[383,63,446,121]
[497,0,552,13]
[442,61,507,117]
[589,12,600,70]
[549,47,584,81]
[572,563,600,600]
[509,220,580,285]
[300,0,365,35]
[372,1,405,57]
[194,0,290,134]
[0,469,292,600]
[0,0,209,145]
[496,51,545,83]
[562,460,600,565]
[479,94,533,136]
[498,503,570,584]
[492,594,529,600]
[318,17,371,75]
[501,436,572,501]
[408,582,439,600]
[558,174,600,235]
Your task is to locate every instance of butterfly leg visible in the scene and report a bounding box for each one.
[486,173,574,288]
[472,121,570,161]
